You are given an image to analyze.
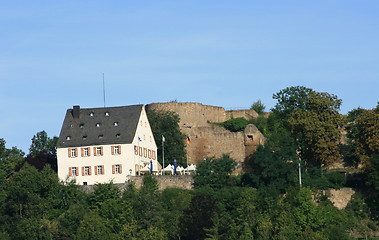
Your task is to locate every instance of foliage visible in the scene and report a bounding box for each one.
[273,86,345,167]
[27,131,58,171]
[355,105,379,161]
[194,154,237,189]
[0,138,25,180]
[242,145,297,192]
[218,117,249,132]
[250,100,266,114]
[147,109,187,166]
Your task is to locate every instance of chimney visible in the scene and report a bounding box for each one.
[72,105,80,119]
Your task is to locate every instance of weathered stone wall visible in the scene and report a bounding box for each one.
[80,175,194,193]
[185,126,246,164]
[146,102,265,166]
[130,175,194,190]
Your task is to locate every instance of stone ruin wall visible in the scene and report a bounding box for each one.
[146,102,264,166]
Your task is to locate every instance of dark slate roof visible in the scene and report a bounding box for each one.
[57,105,143,148]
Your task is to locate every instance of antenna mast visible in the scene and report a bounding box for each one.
[103,73,106,107]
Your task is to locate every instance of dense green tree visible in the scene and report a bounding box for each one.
[250,100,266,115]
[160,188,192,239]
[75,210,116,240]
[147,109,187,166]
[273,86,345,167]
[180,192,217,240]
[242,145,297,192]
[0,138,24,180]
[194,154,237,189]
[29,131,58,157]
[355,105,379,162]
[89,182,121,209]
[27,131,58,171]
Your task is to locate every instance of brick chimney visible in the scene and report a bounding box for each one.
[72,105,80,119]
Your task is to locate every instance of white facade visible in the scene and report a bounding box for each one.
[57,105,158,185]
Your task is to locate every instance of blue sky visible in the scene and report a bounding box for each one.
[1,1,378,153]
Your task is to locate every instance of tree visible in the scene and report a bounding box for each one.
[180,193,217,240]
[272,86,314,118]
[273,86,345,167]
[75,211,116,240]
[27,131,58,171]
[0,139,24,180]
[355,105,379,161]
[146,109,187,166]
[250,100,266,114]
[194,154,237,189]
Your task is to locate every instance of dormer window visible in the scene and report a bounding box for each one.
[96,123,100,127]
[98,135,103,139]
[116,134,120,138]
[83,136,87,140]
[114,122,118,126]
[66,136,71,140]
[89,112,94,116]
[105,112,110,116]
[79,124,84,128]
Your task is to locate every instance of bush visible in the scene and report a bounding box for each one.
[219,118,249,132]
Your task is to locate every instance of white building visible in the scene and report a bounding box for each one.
[57,105,158,185]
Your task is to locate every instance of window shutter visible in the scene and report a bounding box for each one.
[81,148,84,157]
[112,165,115,174]
[82,167,85,176]
[111,146,114,155]
[89,167,92,176]
[94,166,98,175]
[134,146,138,155]
[68,149,71,158]
[93,147,97,156]
[102,165,105,174]
[143,148,147,158]
[118,145,121,154]
[119,164,122,174]
[75,168,79,176]
[88,148,91,156]
[69,167,72,177]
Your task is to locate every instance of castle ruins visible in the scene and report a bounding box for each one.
[146,102,265,170]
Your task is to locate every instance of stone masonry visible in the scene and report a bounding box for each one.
[146,102,265,168]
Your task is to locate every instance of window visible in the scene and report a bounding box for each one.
[89,112,94,116]
[116,133,120,139]
[96,123,100,127]
[79,124,84,128]
[112,145,121,155]
[83,136,87,140]
[95,165,104,175]
[94,147,103,156]
[81,147,90,157]
[98,135,103,139]
[68,148,77,158]
[83,182,88,185]
[114,122,118,126]
[105,112,109,116]
[112,164,122,174]
[69,167,78,177]
[82,166,91,176]
[66,136,71,140]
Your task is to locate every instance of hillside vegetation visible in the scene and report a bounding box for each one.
[0,85,378,239]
